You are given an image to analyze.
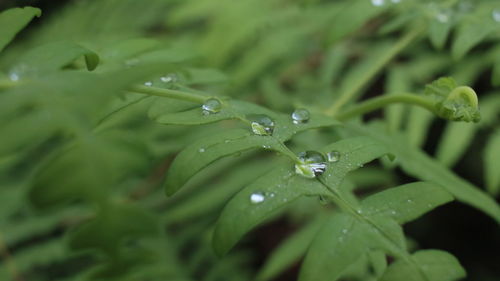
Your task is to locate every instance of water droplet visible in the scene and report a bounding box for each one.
[144,81,153,87]
[492,10,500,22]
[291,108,310,124]
[295,151,327,178]
[342,229,348,234]
[371,0,385,7]
[262,145,271,149]
[125,58,139,67]
[8,72,19,81]
[160,73,178,83]
[407,199,413,203]
[250,192,266,204]
[435,9,452,23]
[356,209,363,214]
[391,210,397,215]
[202,98,222,115]
[327,151,340,163]
[198,147,205,153]
[268,192,276,198]
[248,114,275,136]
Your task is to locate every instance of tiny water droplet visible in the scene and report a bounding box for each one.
[357,209,363,214]
[407,199,413,203]
[262,145,271,149]
[160,73,178,83]
[144,81,153,87]
[8,72,19,81]
[371,0,385,7]
[492,10,500,22]
[125,58,139,67]
[198,147,205,153]
[391,210,397,215]
[342,229,348,234]
[295,151,327,178]
[436,10,451,23]
[224,139,231,143]
[250,192,266,204]
[327,151,341,163]
[291,108,310,124]
[268,192,276,198]
[248,114,275,136]
[202,98,222,115]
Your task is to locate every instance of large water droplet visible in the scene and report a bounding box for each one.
[371,0,385,7]
[327,151,341,163]
[291,108,310,124]
[202,98,222,115]
[250,192,266,204]
[248,114,275,136]
[295,151,327,178]
[492,10,500,22]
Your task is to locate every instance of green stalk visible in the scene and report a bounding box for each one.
[324,27,424,116]
[335,93,437,121]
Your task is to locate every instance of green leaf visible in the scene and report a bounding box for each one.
[435,122,476,167]
[0,6,41,52]
[353,122,500,223]
[362,182,454,224]
[298,214,367,281]
[484,130,500,196]
[213,136,390,256]
[10,41,100,77]
[212,165,328,256]
[68,203,159,256]
[380,250,466,281]
[256,216,325,281]
[452,18,496,60]
[428,18,453,50]
[164,129,292,196]
[29,132,150,208]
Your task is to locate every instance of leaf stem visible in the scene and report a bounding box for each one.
[334,93,437,121]
[324,26,424,116]
[129,85,208,104]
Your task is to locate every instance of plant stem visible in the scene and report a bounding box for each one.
[324,26,424,116]
[334,93,436,121]
[129,85,208,103]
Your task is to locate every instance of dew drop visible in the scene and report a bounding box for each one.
[327,151,341,163]
[492,10,500,22]
[291,108,310,124]
[371,0,385,7]
[202,98,222,115]
[342,229,348,234]
[8,72,19,81]
[295,151,327,178]
[250,192,266,204]
[144,81,153,87]
[262,145,271,149]
[198,147,205,153]
[407,199,413,203]
[356,209,363,214]
[391,210,397,215]
[125,58,139,67]
[160,73,178,83]
[248,114,275,136]
[436,9,452,23]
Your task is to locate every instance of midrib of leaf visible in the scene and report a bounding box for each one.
[318,178,431,281]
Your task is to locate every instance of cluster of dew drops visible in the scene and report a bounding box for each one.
[199,100,344,204]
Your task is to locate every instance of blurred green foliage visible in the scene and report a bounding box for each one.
[1,0,500,281]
